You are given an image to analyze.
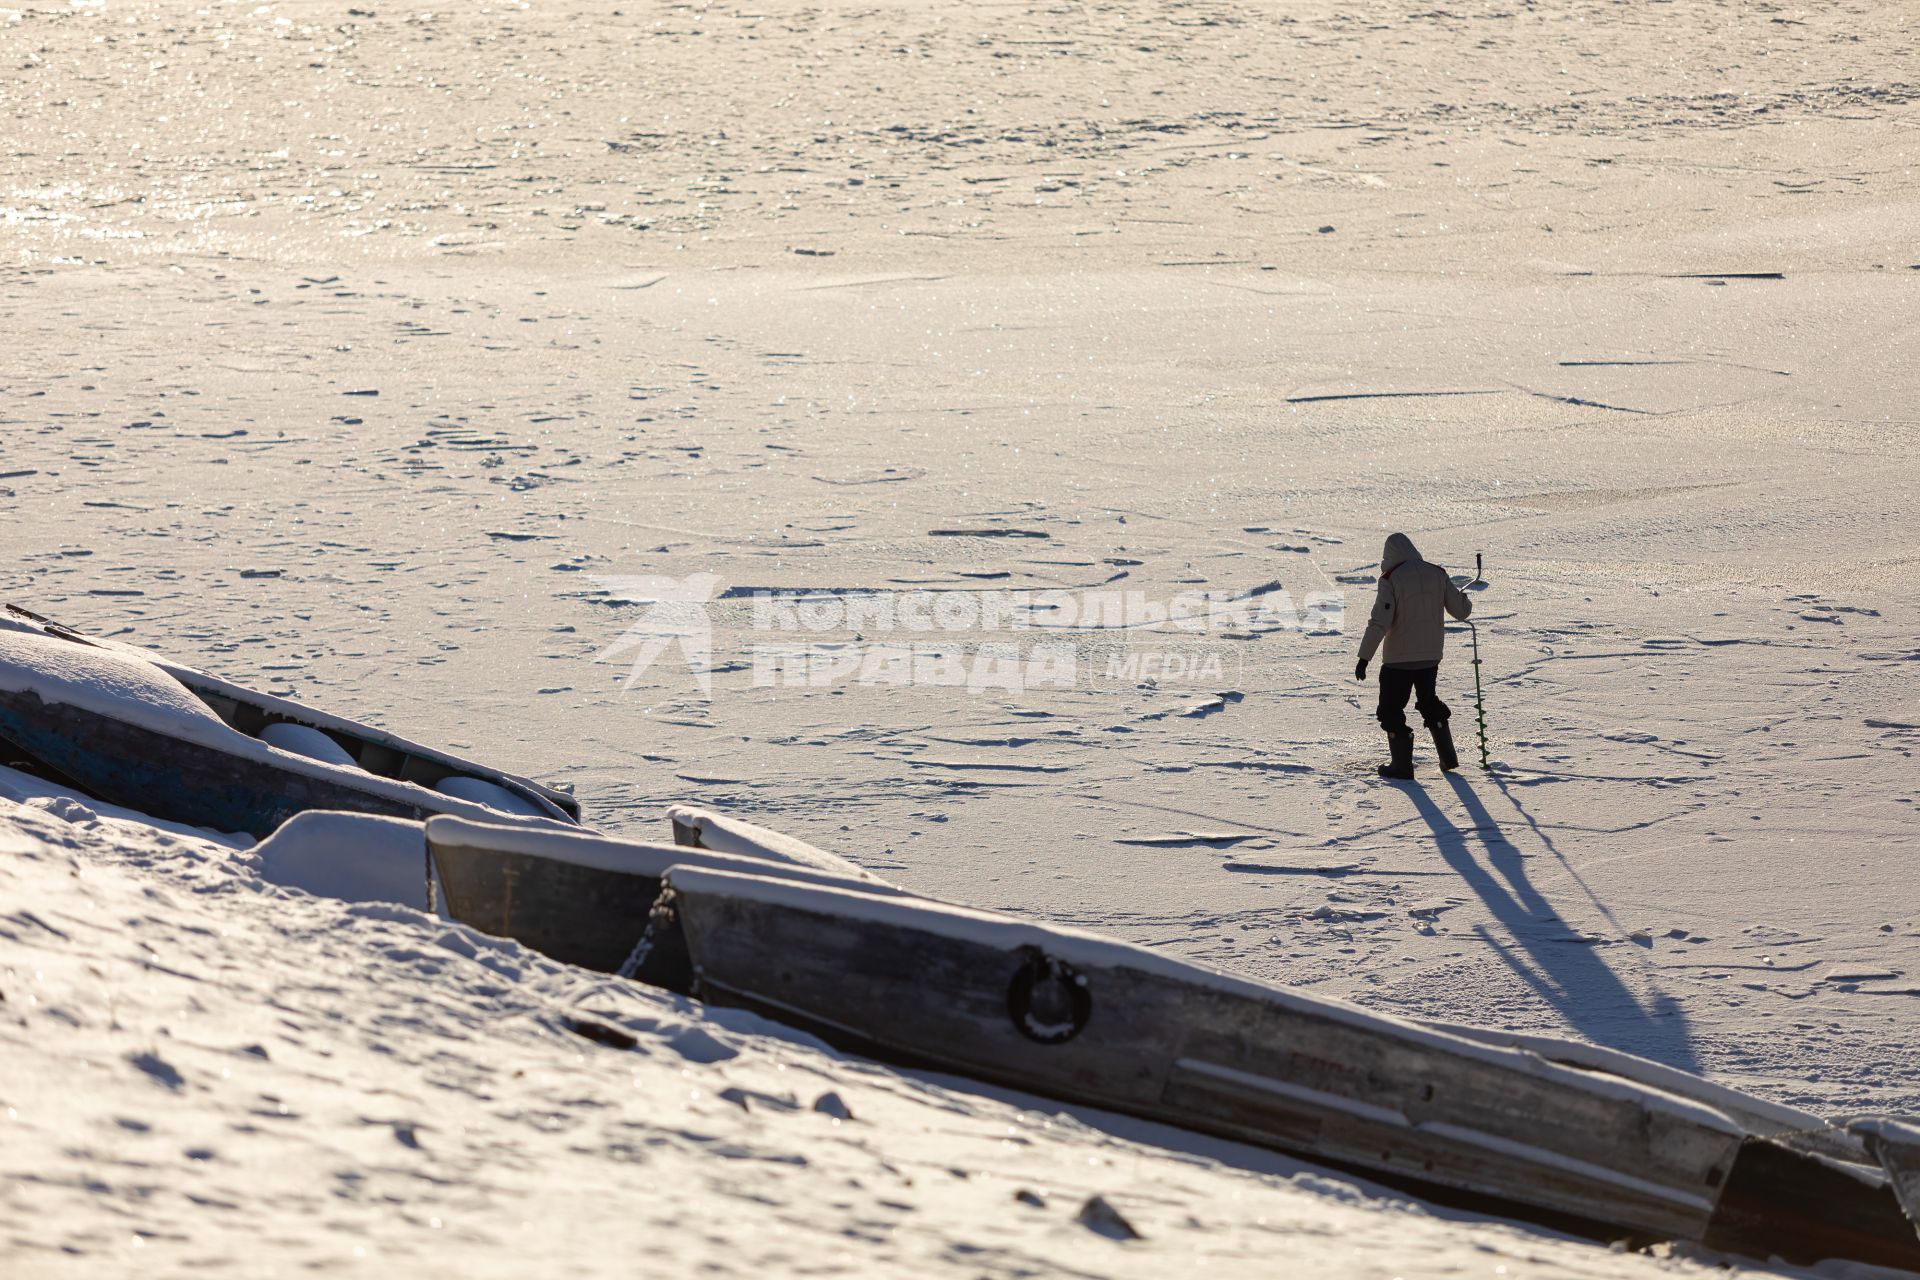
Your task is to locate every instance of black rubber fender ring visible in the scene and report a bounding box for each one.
[1006,949,1092,1044]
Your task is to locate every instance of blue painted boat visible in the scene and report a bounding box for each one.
[0,604,579,837]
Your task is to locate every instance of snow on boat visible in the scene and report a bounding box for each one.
[426,815,899,979]
[648,867,1920,1270]
[663,803,868,869]
[0,606,580,836]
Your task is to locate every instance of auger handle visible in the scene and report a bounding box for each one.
[1468,550,1490,770]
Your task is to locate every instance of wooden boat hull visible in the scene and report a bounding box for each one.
[1707,1136,1920,1269]
[432,838,667,975]
[426,816,902,983]
[656,869,1920,1268]
[430,823,686,977]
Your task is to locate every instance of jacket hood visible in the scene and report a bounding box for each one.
[1381,532,1419,572]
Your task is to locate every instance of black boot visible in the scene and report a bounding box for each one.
[1428,719,1459,771]
[1378,729,1416,780]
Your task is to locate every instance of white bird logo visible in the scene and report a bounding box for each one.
[590,573,722,697]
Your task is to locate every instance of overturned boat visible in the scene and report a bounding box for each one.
[420,808,1920,1268]
[0,605,579,836]
[644,867,1920,1270]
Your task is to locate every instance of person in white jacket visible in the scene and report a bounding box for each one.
[1353,532,1473,779]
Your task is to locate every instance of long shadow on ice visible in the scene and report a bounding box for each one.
[1399,774,1699,1073]
[1486,770,1627,936]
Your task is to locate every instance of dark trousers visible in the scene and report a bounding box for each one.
[1377,664,1449,735]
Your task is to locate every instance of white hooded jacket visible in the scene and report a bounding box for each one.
[1357,532,1472,666]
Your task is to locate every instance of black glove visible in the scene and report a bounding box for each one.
[1355,658,1369,682]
